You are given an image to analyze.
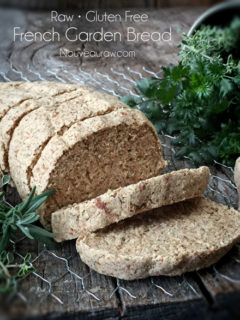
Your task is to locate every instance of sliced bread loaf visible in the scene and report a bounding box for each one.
[76,197,240,280]
[31,108,166,228]
[9,85,126,199]
[52,166,210,241]
[234,157,240,208]
[0,82,79,171]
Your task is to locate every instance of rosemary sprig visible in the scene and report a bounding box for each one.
[0,175,56,297]
[0,177,56,252]
[0,251,34,297]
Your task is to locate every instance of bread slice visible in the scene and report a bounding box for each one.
[31,108,167,229]
[52,167,210,242]
[234,157,240,209]
[0,82,80,171]
[76,197,240,280]
[9,86,126,199]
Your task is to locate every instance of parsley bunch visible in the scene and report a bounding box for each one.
[0,175,56,297]
[122,18,240,166]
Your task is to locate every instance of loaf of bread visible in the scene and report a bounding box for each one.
[31,108,166,228]
[234,157,240,208]
[0,82,166,230]
[52,166,210,242]
[76,197,240,280]
[9,85,127,200]
[1,81,238,281]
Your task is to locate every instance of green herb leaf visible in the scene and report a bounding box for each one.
[0,177,56,252]
[1,175,10,188]
[17,187,36,212]
[136,78,158,98]
[24,190,56,214]
[220,78,233,97]
[28,225,56,249]
[120,95,140,108]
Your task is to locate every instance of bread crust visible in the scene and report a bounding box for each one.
[52,167,210,242]
[76,197,240,280]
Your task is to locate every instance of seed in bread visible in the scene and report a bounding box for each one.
[52,166,210,242]
[31,108,167,229]
[76,197,240,280]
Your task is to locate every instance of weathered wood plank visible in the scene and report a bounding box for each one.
[117,274,206,315]
[2,235,120,319]
[196,245,240,320]
[198,247,240,297]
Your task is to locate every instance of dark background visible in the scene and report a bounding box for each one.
[0,0,221,9]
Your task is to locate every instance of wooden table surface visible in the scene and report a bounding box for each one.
[0,6,240,320]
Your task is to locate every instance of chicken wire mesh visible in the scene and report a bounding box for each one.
[0,63,239,313]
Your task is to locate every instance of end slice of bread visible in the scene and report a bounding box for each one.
[52,166,210,242]
[76,197,240,280]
